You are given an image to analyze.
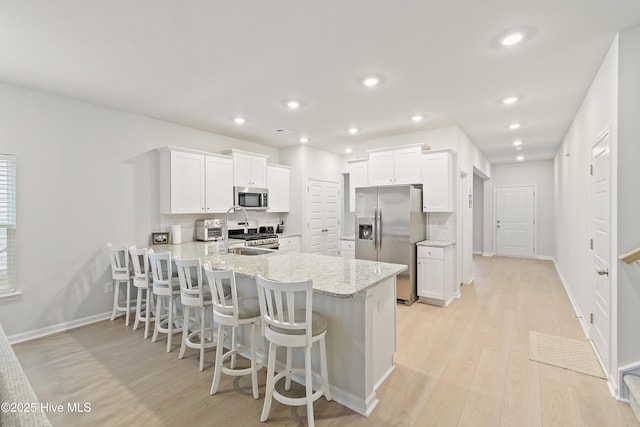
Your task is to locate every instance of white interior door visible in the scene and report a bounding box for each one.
[496,185,535,257]
[590,131,610,372]
[305,178,339,255]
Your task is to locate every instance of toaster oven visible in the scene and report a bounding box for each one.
[195,219,224,241]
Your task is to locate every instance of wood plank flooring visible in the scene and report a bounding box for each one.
[12,256,639,426]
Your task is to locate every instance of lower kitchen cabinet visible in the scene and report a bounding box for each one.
[417,243,454,306]
[340,239,355,259]
[278,235,300,253]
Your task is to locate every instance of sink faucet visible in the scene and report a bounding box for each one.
[224,205,249,259]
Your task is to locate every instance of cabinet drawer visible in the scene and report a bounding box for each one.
[418,246,443,259]
[341,240,355,251]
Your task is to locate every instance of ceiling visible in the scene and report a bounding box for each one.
[1,1,639,164]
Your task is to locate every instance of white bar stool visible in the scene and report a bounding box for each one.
[148,249,182,353]
[129,245,154,339]
[175,258,216,371]
[204,265,261,399]
[255,273,332,427]
[107,243,134,326]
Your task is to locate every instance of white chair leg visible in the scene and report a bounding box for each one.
[178,306,189,359]
[210,323,226,395]
[260,341,277,422]
[305,346,315,427]
[133,288,143,331]
[144,289,152,339]
[199,308,206,371]
[152,294,161,343]
[110,281,120,321]
[230,327,237,369]
[167,296,174,353]
[320,337,332,401]
[125,280,131,326]
[285,346,293,391]
[250,322,259,399]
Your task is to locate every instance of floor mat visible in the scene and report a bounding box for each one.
[529,331,606,379]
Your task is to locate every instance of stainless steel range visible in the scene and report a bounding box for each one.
[226,220,279,249]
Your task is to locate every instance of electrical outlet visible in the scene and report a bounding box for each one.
[104,282,113,293]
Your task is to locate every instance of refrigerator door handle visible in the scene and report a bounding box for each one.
[373,208,378,250]
[378,208,382,250]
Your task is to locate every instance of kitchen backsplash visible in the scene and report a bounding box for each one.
[426,212,456,241]
[160,212,285,242]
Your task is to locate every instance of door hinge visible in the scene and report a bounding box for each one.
[590,238,593,250]
[590,313,594,324]
[590,164,593,176]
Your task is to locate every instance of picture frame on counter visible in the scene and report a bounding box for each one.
[151,232,170,245]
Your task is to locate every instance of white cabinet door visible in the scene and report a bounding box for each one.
[278,236,300,253]
[393,146,422,184]
[418,257,444,299]
[340,240,355,259]
[422,151,454,212]
[205,155,233,213]
[306,179,339,256]
[348,160,368,212]
[232,151,268,187]
[368,147,422,186]
[368,151,395,186]
[267,165,290,212]
[170,151,205,214]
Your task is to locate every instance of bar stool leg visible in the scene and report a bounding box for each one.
[210,323,226,395]
[260,341,277,422]
[167,296,174,353]
[320,337,332,401]
[178,305,190,359]
[152,294,162,343]
[111,280,120,321]
[250,323,258,399]
[125,281,131,326]
[305,346,314,427]
[285,347,293,390]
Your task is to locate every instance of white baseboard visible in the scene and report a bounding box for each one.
[8,312,112,344]
[482,252,495,257]
[472,251,483,255]
[463,275,474,285]
[536,255,555,262]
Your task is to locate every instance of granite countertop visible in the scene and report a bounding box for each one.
[417,240,455,248]
[276,232,302,238]
[340,235,355,241]
[150,241,406,298]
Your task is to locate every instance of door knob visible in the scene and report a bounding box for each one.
[596,269,609,276]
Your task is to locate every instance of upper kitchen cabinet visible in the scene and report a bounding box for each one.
[159,147,233,214]
[347,159,368,212]
[368,146,422,186]
[226,149,268,188]
[421,150,454,212]
[267,164,290,212]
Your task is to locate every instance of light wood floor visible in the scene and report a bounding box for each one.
[13,256,639,426]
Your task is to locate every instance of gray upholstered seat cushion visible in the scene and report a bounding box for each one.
[268,310,328,337]
[215,296,261,319]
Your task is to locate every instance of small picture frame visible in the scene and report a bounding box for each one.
[151,232,170,245]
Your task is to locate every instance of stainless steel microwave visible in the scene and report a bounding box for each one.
[234,186,269,210]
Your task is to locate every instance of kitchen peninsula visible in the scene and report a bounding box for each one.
[152,241,406,416]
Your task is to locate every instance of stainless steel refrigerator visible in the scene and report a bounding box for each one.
[355,185,426,304]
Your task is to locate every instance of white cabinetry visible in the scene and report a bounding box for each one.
[417,244,455,306]
[340,239,355,259]
[278,235,300,253]
[347,159,368,212]
[228,149,268,188]
[159,148,233,214]
[368,146,422,186]
[421,150,454,212]
[267,164,290,212]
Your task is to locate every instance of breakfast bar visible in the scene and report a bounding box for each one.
[152,241,407,416]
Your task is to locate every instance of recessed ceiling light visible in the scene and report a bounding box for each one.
[348,127,359,134]
[502,96,519,105]
[285,100,301,110]
[361,75,382,88]
[512,139,523,146]
[516,155,524,162]
[411,115,424,123]
[501,32,524,46]
[233,116,246,125]
[299,137,309,143]
[515,146,523,151]
[345,148,353,154]
[508,123,521,130]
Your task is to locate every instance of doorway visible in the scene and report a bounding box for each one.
[495,185,535,257]
[305,178,339,255]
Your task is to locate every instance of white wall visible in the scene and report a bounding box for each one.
[0,83,279,337]
[278,145,343,237]
[490,160,555,259]
[617,26,640,369]
[553,37,618,381]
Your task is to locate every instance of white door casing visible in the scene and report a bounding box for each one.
[496,185,535,257]
[305,178,339,255]
[590,130,611,372]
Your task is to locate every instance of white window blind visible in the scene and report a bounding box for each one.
[0,155,16,293]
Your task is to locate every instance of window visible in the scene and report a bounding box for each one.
[0,155,16,295]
